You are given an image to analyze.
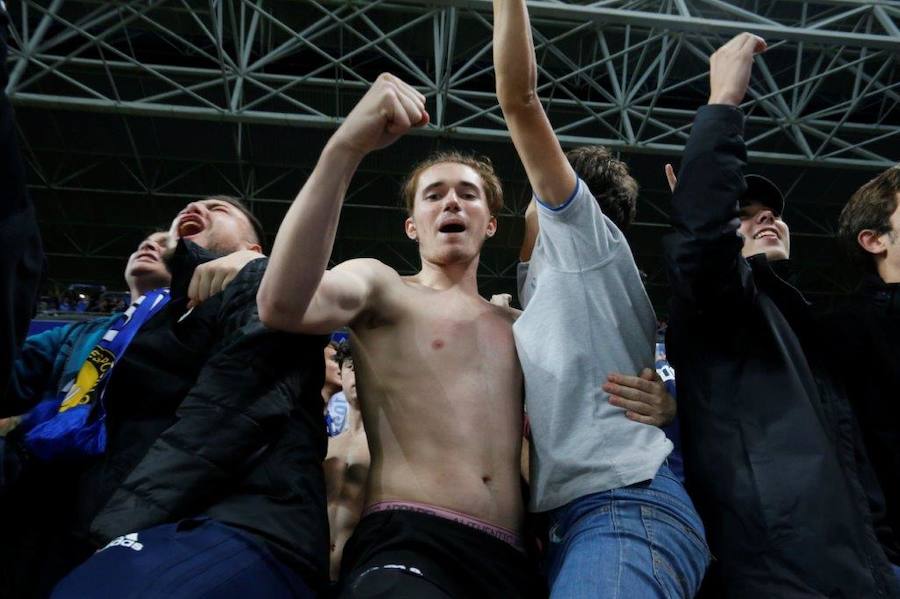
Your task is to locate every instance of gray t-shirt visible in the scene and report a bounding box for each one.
[513,179,672,512]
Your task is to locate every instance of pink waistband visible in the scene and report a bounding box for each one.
[363,500,524,551]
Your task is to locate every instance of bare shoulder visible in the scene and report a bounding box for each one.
[495,304,523,322]
[332,258,404,293]
[333,258,398,279]
[332,258,406,327]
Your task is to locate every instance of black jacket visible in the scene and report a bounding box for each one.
[663,105,900,598]
[0,8,44,396]
[819,274,900,564]
[2,241,329,596]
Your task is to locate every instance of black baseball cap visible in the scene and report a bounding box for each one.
[740,174,785,217]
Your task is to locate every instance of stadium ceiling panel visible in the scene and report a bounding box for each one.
[5,0,899,307]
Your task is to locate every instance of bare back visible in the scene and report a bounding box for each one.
[325,412,370,581]
[350,270,524,533]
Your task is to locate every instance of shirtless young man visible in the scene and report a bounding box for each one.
[324,343,369,582]
[258,74,542,597]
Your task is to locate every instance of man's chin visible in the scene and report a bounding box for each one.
[177,232,204,246]
[743,241,788,262]
[423,241,480,261]
[431,251,473,265]
[763,247,789,262]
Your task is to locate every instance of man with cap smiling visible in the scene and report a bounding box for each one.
[736,174,788,261]
[662,32,900,598]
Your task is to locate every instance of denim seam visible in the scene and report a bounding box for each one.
[611,490,624,599]
[642,505,667,599]
[647,508,712,559]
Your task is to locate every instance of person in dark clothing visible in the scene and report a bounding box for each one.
[1,197,329,598]
[819,167,900,578]
[663,33,900,598]
[0,5,45,397]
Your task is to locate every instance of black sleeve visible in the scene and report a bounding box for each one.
[662,104,751,313]
[89,259,321,542]
[0,7,45,396]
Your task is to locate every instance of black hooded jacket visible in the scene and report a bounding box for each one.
[663,104,900,598]
[2,241,329,596]
[819,273,900,565]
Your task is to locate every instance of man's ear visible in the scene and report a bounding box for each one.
[405,217,417,242]
[858,229,887,257]
[485,216,497,238]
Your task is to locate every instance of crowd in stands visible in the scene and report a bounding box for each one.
[2,2,899,598]
[35,288,130,316]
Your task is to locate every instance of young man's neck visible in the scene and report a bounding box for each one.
[129,282,155,302]
[415,255,481,294]
[876,259,900,284]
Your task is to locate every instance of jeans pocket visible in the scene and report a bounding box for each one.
[642,506,711,599]
[654,508,710,559]
[547,501,611,545]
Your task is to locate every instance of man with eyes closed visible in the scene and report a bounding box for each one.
[258,74,545,598]
[49,193,332,599]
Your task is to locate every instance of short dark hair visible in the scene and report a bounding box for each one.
[838,167,900,265]
[565,146,638,231]
[401,151,503,216]
[334,339,352,368]
[206,194,266,251]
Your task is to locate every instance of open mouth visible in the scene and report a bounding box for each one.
[177,214,206,238]
[439,222,466,234]
[134,252,159,263]
[753,228,779,240]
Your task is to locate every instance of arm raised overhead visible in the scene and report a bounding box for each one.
[492,0,575,207]
[258,74,428,333]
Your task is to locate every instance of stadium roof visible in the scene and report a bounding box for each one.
[8,0,900,312]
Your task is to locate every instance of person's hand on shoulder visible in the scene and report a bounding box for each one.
[188,249,265,308]
[489,293,522,318]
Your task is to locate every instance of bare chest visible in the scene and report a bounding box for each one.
[410,300,516,364]
[355,288,522,400]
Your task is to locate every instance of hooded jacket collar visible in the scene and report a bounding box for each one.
[747,255,811,327]
[747,255,805,299]
[165,239,222,301]
[860,272,900,317]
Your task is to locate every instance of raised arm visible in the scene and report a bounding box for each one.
[662,33,766,309]
[258,74,427,333]
[492,0,575,206]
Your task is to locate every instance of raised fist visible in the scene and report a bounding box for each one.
[330,73,429,158]
[708,33,767,107]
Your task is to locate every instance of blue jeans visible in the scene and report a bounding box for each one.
[545,464,709,598]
